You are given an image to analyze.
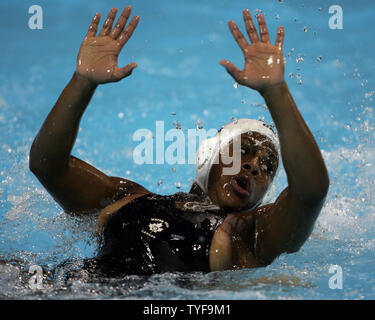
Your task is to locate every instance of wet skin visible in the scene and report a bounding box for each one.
[207,131,278,212]
[29,7,329,271]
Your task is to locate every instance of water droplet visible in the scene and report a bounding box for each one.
[303,26,308,32]
[317,55,323,62]
[296,55,304,63]
[157,180,163,186]
[173,120,182,130]
[171,167,176,173]
[195,118,204,129]
[175,182,181,189]
[365,91,374,99]
[288,72,294,78]
[233,82,238,89]
[118,112,124,119]
[171,112,176,116]
[297,79,303,85]
[254,9,263,18]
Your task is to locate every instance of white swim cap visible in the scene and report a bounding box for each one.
[194,118,280,206]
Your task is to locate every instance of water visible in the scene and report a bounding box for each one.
[0,0,374,299]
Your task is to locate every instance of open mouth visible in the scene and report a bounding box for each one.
[231,176,250,197]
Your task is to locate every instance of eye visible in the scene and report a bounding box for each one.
[259,155,276,174]
[267,164,274,175]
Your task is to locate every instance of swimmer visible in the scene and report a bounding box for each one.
[29,6,329,276]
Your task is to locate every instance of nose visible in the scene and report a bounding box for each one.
[242,159,259,176]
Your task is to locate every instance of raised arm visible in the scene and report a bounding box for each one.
[29,7,149,215]
[214,10,329,269]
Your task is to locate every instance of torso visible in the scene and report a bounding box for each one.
[90,192,228,276]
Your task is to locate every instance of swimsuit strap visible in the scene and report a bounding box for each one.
[97,192,149,233]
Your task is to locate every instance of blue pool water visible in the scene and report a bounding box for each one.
[0,0,374,299]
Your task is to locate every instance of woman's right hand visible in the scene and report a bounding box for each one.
[76,6,139,84]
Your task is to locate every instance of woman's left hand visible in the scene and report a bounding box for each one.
[220,10,285,93]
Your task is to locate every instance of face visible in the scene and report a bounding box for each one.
[207,131,278,211]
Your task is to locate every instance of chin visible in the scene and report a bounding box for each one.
[216,193,259,212]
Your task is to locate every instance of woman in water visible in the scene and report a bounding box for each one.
[29,6,329,277]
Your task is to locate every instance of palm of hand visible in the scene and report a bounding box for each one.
[240,43,284,90]
[221,10,285,93]
[75,7,139,84]
[77,36,122,84]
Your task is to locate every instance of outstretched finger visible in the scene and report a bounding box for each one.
[228,20,249,53]
[220,60,241,80]
[110,6,132,39]
[257,14,270,44]
[243,9,259,43]
[86,13,101,37]
[275,26,284,50]
[99,8,118,36]
[118,16,140,48]
[114,62,138,80]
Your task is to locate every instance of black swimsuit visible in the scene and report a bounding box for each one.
[82,193,226,277]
